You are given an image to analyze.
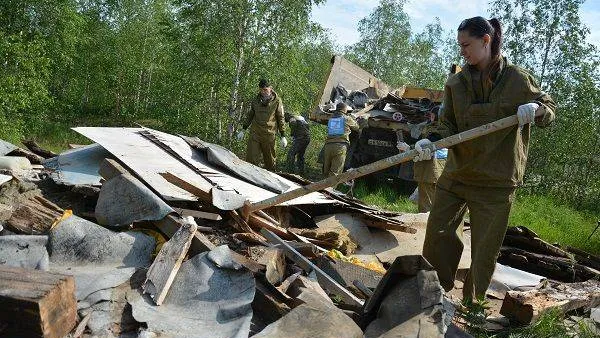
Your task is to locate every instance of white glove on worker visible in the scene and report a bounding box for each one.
[280,136,288,148]
[396,141,410,152]
[413,139,435,162]
[236,130,245,141]
[517,102,539,126]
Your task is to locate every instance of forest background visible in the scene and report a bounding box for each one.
[1,0,599,216]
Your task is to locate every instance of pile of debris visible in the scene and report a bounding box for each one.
[0,129,598,338]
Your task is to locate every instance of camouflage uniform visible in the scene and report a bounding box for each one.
[286,115,310,174]
[422,57,556,299]
[322,110,359,177]
[242,91,285,171]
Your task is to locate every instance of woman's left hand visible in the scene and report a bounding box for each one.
[517,103,540,126]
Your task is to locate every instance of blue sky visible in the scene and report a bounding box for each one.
[311,0,600,49]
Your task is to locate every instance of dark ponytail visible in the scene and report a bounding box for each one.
[458,16,503,84]
[488,18,502,60]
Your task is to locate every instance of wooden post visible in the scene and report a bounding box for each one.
[0,265,77,338]
[243,108,547,217]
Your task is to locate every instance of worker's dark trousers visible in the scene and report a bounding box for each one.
[422,177,516,300]
[286,137,310,174]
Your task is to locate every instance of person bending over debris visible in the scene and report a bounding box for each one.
[322,102,359,178]
[237,79,287,171]
[284,112,311,175]
[414,17,556,301]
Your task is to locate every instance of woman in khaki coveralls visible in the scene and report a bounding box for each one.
[415,17,556,301]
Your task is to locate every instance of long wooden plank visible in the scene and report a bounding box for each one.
[174,207,222,221]
[143,219,197,305]
[260,229,364,308]
[243,108,549,217]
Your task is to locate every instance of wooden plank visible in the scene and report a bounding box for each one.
[243,107,549,217]
[174,207,222,221]
[159,171,212,202]
[7,196,63,234]
[154,215,216,254]
[249,214,294,240]
[22,140,58,159]
[357,214,417,234]
[143,218,197,305]
[261,229,364,307]
[0,265,76,338]
[500,280,600,325]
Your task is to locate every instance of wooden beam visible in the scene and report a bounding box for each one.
[500,280,600,325]
[249,214,294,240]
[242,108,549,217]
[261,229,364,307]
[22,140,57,159]
[356,214,417,234]
[174,207,222,221]
[143,219,197,305]
[154,215,216,254]
[159,172,212,202]
[0,265,77,338]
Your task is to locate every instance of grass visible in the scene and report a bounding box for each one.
[351,179,600,255]
[466,309,599,338]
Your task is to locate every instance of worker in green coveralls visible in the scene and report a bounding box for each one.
[322,102,359,178]
[416,17,556,301]
[284,112,311,175]
[237,79,287,171]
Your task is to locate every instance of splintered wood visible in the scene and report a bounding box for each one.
[143,218,198,305]
[500,280,600,325]
[0,265,77,338]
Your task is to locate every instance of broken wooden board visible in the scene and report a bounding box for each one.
[0,265,77,338]
[261,229,364,308]
[7,195,64,234]
[143,218,198,305]
[174,207,222,221]
[500,280,600,325]
[257,248,286,286]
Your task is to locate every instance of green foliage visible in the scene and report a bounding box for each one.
[508,193,600,254]
[351,179,418,213]
[344,0,460,89]
[490,0,600,212]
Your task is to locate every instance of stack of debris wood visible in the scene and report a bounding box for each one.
[0,131,464,338]
[1,131,599,337]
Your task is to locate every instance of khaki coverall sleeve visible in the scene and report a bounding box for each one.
[347,116,359,132]
[275,98,286,136]
[432,84,459,139]
[242,103,255,130]
[525,73,556,128]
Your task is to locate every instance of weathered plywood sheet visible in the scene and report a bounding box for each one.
[74,127,336,206]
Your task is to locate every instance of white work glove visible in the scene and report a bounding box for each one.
[280,136,288,148]
[236,130,245,141]
[396,141,410,152]
[413,139,435,162]
[517,102,539,126]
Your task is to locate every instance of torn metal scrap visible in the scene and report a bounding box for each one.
[48,215,155,301]
[128,246,255,338]
[43,143,112,186]
[361,255,450,338]
[178,135,290,194]
[0,235,49,270]
[95,171,173,227]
